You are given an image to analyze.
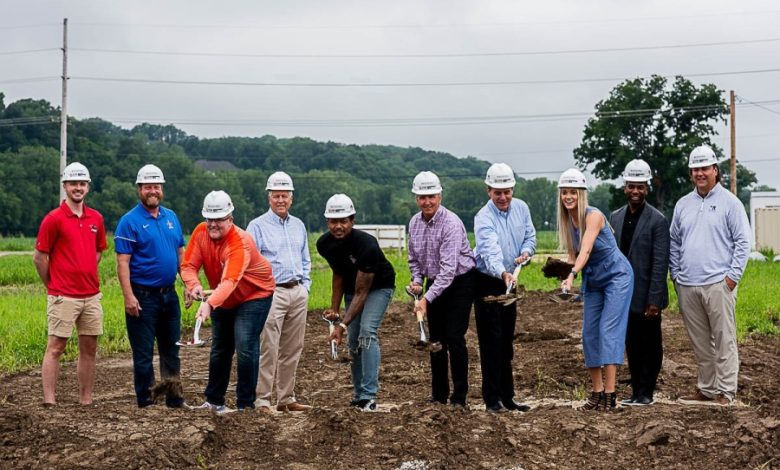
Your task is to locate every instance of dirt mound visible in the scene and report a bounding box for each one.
[1,291,778,469]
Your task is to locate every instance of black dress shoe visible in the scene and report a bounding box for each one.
[622,395,654,406]
[503,399,531,412]
[486,401,508,413]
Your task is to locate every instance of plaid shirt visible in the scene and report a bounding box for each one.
[408,205,475,303]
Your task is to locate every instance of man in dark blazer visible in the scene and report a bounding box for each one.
[609,159,670,406]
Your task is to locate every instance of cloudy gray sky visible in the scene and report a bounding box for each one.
[2,0,779,190]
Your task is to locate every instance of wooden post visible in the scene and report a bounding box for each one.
[729,90,737,195]
[59,18,68,201]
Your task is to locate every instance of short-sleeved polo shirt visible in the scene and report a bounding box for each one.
[35,201,107,297]
[114,203,185,288]
[316,229,396,295]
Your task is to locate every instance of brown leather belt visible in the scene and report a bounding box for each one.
[276,280,300,289]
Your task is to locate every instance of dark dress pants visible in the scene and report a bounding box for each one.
[426,269,475,405]
[474,271,517,407]
[625,310,663,399]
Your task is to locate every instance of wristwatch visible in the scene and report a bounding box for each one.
[338,322,348,331]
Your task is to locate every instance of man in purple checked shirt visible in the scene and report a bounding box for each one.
[407,171,477,408]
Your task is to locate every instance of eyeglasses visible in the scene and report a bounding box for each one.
[205,216,231,224]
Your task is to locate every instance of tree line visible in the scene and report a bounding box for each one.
[0,76,771,237]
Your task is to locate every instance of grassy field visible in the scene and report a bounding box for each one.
[0,232,777,374]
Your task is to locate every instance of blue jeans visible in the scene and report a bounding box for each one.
[345,288,393,401]
[125,286,182,408]
[205,297,271,409]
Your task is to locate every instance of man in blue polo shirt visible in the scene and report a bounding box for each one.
[115,164,186,408]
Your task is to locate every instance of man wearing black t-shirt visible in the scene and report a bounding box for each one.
[317,194,396,412]
[609,159,669,406]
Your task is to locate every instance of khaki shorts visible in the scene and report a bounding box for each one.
[47,293,104,337]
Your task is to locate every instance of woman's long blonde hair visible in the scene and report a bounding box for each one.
[556,188,589,254]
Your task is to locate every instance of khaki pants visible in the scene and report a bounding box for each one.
[255,284,308,407]
[675,280,739,400]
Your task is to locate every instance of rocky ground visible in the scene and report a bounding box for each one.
[1,290,778,469]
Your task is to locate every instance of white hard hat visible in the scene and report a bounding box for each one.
[266,171,294,191]
[136,164,165,184]
[324,193,356,218]
[622,159,652,183]
[688,145,719,169]
[557,168,587,189]
[485,163,516,189]
[201,190,234,219]
[61,162,91,182]
[412,171,442,195]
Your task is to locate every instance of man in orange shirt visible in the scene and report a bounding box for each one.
[181,191,275,413]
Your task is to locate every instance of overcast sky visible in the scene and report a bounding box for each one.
[2,0,779,190]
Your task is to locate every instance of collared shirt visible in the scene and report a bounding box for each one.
[474,198,536,279]
[246,209,312,290]
[35,201,107,297]
[408,205,476,303]
[114,203,184,288]
[180,223,275,310]
[670,183,751,285]
[316,229,396,295]
[619,202,645,255]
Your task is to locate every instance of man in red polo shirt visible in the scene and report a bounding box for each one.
[34,162,107,406]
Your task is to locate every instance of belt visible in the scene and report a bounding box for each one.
[276,280,300,289]
[132,284,175,294]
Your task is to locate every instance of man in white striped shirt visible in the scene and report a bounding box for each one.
[247,172,313,413]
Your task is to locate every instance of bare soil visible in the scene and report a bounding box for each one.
[2,290,779,469]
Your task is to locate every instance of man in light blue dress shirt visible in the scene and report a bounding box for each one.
[247,171,313,413]
[473,163,536,413]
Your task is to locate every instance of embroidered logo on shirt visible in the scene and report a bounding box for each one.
[167,220,174,230]
[142,224,150,229]
[709,205,717,212]
[90,224,98,233]
[349,255,357,265]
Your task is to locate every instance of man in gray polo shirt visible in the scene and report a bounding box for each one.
[670,145,750,406]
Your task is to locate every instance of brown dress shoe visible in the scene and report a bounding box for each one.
[678,390,713,405]
[258,405,273,414]
[277,402,312,412]
[712,394,732,406]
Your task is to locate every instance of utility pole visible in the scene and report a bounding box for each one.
[729,90,737,195]
[59,18,68,201]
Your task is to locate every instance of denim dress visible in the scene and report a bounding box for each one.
[573,208,633,367]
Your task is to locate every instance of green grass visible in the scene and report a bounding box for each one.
[0,236,35,251]
[0,231,777,374]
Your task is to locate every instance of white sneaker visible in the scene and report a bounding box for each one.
[199,401,235,415]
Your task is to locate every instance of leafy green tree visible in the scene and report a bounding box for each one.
[574,75,729,216]
[516,177,558,231]
[588,183,615,216]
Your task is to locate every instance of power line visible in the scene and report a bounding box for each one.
[737,94,780,117]
[70,37,780,59]
[0,47,59,56]
[0,76,60,84]
[68,68,780,88]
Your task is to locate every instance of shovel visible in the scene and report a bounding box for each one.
[177,317,206,347]
[405,285,442,353]
[549,286,577,303]
[177,289,212,347]
[321,312,340,361]
[482,258,530,306]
